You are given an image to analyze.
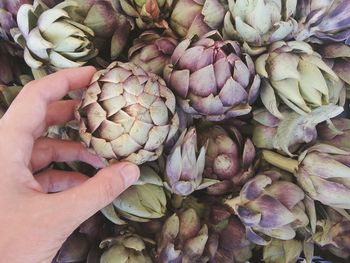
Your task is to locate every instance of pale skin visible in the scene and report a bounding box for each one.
[0,67,140,262]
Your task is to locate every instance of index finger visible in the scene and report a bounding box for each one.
[0,67,96,163]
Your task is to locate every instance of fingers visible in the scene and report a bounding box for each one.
[46,100,79,128]
[35,170,89,193]
[31,138,106,172]
[48,162,139,228]
[0,67,96,162]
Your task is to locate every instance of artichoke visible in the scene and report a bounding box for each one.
[11,0,98,73]
[225,172,309,245]
[317,117,350,151]
[164,31,261,121]
[119,0,173,29]
[312,207,350,259]
[0,7,17,40]
[263,239,303,263]
[128,30,178,76]
[319,43,350,99]
[263,144,350,209]
[252,105,344,156]
[223,0,298,55]
[295,0,350,44]
[255,41,342,119]
[156,208,209,263]
[55,0,133,60]
[169,0,226,38]
[100,233,153,263]
[164,127,217,196]
[198,125,256,195]
[76,61,179,165]
[101,165,167,224]
[206,205,254,263]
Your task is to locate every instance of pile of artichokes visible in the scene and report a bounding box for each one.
[2,0,350,262]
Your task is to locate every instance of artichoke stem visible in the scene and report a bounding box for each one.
[262,150,298,174]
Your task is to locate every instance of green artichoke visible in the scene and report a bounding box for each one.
[164,127,217,196]
[263,144,350,209]
[156,208,209,263]
[206,205,254,263]
[252,105,343,156]
[169,0,226,38]
[164,31,261,121]
[55,0,133,60]
[312,207,350,259]
[225,172,309,245]
[100,233,153,263]
[76,61,179,165]
[198,125,256,195]
[11,0,98,74]
[128,30,178,76]
[295,0,350,44]
[101,165,167,224]
[223,0,298,55]
[319,43,350,99]
[255,41,342,119]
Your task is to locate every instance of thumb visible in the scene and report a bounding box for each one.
[48,162,139,228]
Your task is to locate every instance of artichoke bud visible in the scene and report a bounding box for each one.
[263,238,303,263]
[76,61,179,165]
[165,30,261,121]
[164,127,218,196]
[256,40,342,118]
[157,208,209,263]
[101,165,167,224]
[317,117,350,151]
[128,30,178,76]
[252,105,343,156]
[312,207,350,259]
[12,0,98,73]
[100,233,153,263]
[198,125,256,195]
[225,172,308,245]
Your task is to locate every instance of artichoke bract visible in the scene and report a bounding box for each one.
[100,233,153,263]
[169,0,226,38]
[156,208,209,263]
[295,0,350,44]
[263,144,350,209]
[255,41,342,119]
[225,172,309,245]
[11,0,98,72]
[102,165,167,224]
[128,30,178,76]
[223,0,298,55]
[164,127,217,196]
[164,31,261,121]
[76,61,179,165]
[198,125,256,195]
[312,207,350,259]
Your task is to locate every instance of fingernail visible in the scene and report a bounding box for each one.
[120,164,140,187]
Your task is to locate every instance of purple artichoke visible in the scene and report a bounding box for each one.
[128,30,178,76]
[317,117,350,151]
[164,127,217,196]
[198,125,256,195]
[164,31,261,121]
[295,0,350,44]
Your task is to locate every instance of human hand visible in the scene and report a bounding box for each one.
[0,67,140,263]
